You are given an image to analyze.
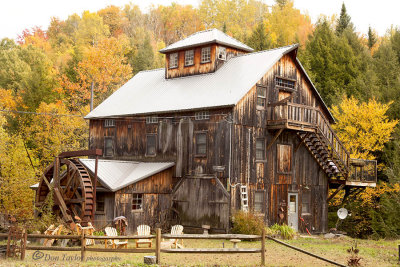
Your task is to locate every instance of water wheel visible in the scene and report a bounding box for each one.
[35,158,94,225]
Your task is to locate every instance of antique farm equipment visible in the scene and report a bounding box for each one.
[6,225,27,260]
[35,149,101,228]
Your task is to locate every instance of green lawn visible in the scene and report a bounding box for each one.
[1,236,399,266]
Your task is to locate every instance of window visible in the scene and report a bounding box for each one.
[146,116,158,124]
[218,46,226,60]
[277,144,292,173]
[201,47,211,63]
[185,50,194,66]
[256,138,265,160]
[254,191,264,212]
[169,53,178,68]
[104,119,115,127]
[132,193,143,211]
[146,134,157,156]
[257,86,266,108]
[301,190,311,214]
[275,77,296,90]
[195,111,209,120]
[195,132,207,155]
[104,137,114,157]
[96,194,105,213]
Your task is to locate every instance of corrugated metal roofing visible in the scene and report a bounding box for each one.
[85,44,298,119]
[79,159,174,192]
[159,28,254,53]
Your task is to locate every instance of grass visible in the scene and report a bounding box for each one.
[1,236,399,266]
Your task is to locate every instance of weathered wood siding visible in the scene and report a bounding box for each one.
[113,167,174,234]
[172,176,230,231]
[94,192,114,230]
[165,44,246,79]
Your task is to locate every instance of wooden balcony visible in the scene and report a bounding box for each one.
[266,102,377,187]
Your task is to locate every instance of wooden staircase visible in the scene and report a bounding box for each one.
[267,101,377,187]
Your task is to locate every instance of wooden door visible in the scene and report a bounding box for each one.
[288,193,298,231]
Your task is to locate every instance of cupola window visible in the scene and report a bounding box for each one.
[169,53,178,68]
[185,50,194,66]
[201,47,211,63]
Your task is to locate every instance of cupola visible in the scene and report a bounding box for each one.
[159,28,254,79]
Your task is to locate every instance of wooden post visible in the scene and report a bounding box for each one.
[81,231,86,262]
[261,228,266,266]
[155,228,161,264]
[21,230,27,260]
[398,244,399,262]
[92,155,98,221]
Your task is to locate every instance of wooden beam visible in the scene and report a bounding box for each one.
[266,129,283,151]
[53,187,73,222]
[295,133,310,153]
[58,149,102,158]
[327,184,345,202]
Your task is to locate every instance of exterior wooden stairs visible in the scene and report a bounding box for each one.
[267,101,377,188]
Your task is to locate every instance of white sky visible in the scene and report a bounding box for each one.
[0,0,399,40]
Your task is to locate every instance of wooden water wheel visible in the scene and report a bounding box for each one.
[35,150,102,227]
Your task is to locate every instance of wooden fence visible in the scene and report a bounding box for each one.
[0,229,266,265]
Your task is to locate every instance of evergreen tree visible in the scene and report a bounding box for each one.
[368,26,377,50]
[390,28,400,64]
[131,33,154,74]
[246,20,270,51]
[336,3,353,35]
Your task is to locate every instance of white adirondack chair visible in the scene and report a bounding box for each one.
[104,227,128,249]
[170,225,184,248]
[76,222,95,246]
[136,225,152,248]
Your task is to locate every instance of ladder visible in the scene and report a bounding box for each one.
[240,185,249,212]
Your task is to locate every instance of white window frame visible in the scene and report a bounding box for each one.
[104,119,115,127]
[185,50,194,66]
[195,111,210,120]
[146,116,158,124]
[201,47,211,63]
[218,46,226,60]
[169,53,178,68]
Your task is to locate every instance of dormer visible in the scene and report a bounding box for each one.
[159,29,254,79]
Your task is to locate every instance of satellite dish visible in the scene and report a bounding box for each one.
[337,208,348,220]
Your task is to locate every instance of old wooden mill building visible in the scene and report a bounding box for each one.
[34,29,377,234]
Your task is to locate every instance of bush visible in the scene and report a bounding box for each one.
[268,224,296,240]
[231,211,264,235]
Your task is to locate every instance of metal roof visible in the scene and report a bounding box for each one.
[79,159,174,192]
[159,28,254,53]
[85,44,299,119]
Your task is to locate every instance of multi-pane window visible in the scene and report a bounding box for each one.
[146,134,157,156]
[96,194,105,213]
[257,86,266,108]
[256,138,265,160]
[275,77,296,90]
[277,144,292,173]
[104,119,115,127]
[254,191,264,212]
[169,53,178,68]
[146,116,158,124]
[195,111,209,120]
[132,193,143,211]
[196,132,207,155]
[104,137,114,157]
[201,47,211,63]
[185,50,194,66]
[301,190,311,214]
[218,46,226,60]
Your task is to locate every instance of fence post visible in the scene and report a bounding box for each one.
[156,228,161,264]
[261,228,266,266]
[21,230,27,260]
[81,231,86,262]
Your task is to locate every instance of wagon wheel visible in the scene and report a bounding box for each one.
[35,158,94,225]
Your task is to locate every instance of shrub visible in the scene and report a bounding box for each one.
[268,224,296,240]
[231,211,264,235]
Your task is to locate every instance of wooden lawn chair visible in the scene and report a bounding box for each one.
[43,224,63,247]
[104,227,128,249]
[136,225,152,248]
[170,225,184,248]
[76,222,95,246]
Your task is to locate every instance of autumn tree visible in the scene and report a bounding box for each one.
[98,5,124,37]
[331,96,398,160]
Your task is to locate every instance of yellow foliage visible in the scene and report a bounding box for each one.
[331,96,398,160]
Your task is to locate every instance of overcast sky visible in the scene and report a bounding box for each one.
[0,0,399,40]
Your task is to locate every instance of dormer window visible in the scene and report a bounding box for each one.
[201,47,211,63]
[169,53,178,68]
[185,50,194,66]
[218,46,226,60]
[275,77,296,91]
